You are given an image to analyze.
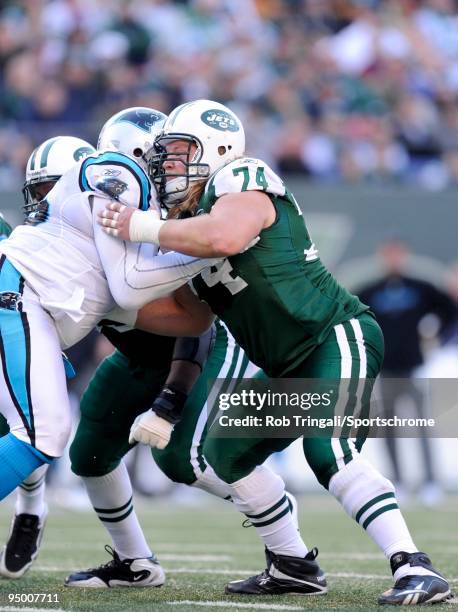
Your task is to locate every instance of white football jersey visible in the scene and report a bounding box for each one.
[0,150,219,348]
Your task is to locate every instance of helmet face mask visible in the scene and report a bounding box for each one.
[22,177,60,215]
[147,134,211,206]
[148,100,245,206]
[22,136,95,218]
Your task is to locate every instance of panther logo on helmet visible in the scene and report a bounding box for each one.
[97,107,168,172]
[112,109,165,134]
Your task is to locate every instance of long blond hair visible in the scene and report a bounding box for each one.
[167,180,207,219]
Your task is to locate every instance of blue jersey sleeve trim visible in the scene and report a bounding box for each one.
[79,152,151,211]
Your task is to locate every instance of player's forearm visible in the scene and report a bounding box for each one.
[158,217,234,257]
[135,293,214,337]
[130,212,240,257]
[96,222,220,311]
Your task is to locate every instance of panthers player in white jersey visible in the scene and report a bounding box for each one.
[0,124,217,510]
[0,136,95,578]
[0,118,217,582]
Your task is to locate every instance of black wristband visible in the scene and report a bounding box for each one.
[151,385,188,425]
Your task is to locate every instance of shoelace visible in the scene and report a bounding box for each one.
[83,545,124,573]
[257,569,271,581]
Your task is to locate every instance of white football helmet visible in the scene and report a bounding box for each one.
[149,99,245,205]
[23,136,95,215]
[97,107,167,170]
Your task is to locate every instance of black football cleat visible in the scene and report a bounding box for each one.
[64,545,165,588]
[0,509,47,578]
[225,547,327,595]
[378,551,452,605]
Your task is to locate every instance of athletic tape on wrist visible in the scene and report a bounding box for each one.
[129,209,164,244]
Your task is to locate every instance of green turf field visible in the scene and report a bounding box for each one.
[0,494,456,612]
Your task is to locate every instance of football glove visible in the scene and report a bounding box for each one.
[128,385,188,449]
[129,410,173,449]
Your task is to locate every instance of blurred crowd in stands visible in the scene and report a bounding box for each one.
[1,0,458,191]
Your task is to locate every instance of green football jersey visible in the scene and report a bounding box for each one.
[0,213,12,241]
[191,157,369,377]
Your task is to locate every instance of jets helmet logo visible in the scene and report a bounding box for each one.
[73,146,94,161]
[201,109,240,132]
[114,110,163,133]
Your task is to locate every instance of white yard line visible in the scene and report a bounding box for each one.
[159,554,232,561]
[166,602,305,610]
[1,608,66,612]
[31,565,458,584]
[40,543,458,559]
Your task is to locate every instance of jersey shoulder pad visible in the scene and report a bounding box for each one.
[208,157,286,199]
[79,150,152,211]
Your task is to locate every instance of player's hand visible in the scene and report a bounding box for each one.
[129,409,173,449]
[99,202,162,242]
[98,201,135,240]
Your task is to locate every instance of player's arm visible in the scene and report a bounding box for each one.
[158,191,275,256]
[135,285,215,337]
[85,153,222,307]
[92,195,222,310]
[100,190,275,257]
[129,325,216,449]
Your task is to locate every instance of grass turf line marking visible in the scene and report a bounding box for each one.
[167,603,304,610]
[159,554,232,561]
[32,565,458,583]
[1,608,66,612]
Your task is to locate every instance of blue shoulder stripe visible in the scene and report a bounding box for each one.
[79,152,151,211]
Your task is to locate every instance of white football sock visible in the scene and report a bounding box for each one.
[82,462,152,560]
[329,458,418,559]
[191,468,298,533]
[192,465,233,500]
[229,465,308,558]
[15,464,48,518]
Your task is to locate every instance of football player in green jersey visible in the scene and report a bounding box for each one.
[100,99,451,605]
[59,109,300,589]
